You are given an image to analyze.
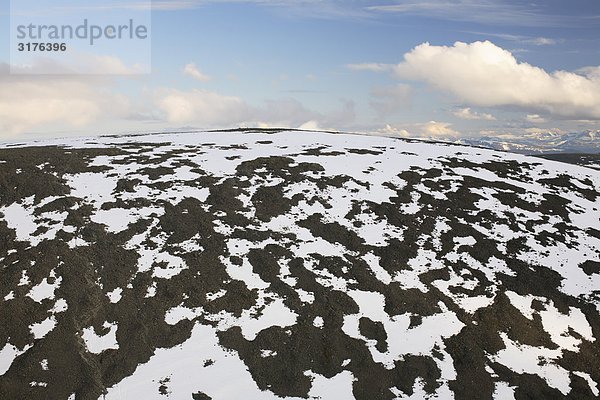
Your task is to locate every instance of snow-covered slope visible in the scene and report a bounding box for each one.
[0,130,599,400]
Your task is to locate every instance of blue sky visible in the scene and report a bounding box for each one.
[1,0,600,140]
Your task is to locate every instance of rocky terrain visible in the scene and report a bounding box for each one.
[0,129,599,400]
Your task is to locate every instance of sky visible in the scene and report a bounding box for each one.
[1,0,600,141]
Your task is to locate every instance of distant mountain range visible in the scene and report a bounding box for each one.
[460,130,600,154]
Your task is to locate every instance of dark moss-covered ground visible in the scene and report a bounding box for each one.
[534,153,600,170]
[0,130,599,400]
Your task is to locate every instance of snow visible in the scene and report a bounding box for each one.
[238,298,297,341]
[0,201,38,243]
[66,172,116,205]
[573,371,599,397]
[82,322,119,354]
[305,370,355,400]
[491,333,571,395]
[91,208,140,233]
[18,270,30,286]
[539,305,594,352]
[362,253,392,285]
[152,253,188,279]
[454,236,477,247]
[343,290,464,375]
[165,305,203,326]
[493,382,516,400]
[297,289,315,304]
[206,289,227,302]
[30,316,57,340]
[27,272,61,303]
[107,288,123,304]
[105,321,360,400]
[166,296,298,341]
[51,298,68,313]
[505,291,536,320]
[0,343,32,375]
[104,323,304,400]
[221,253,270,290]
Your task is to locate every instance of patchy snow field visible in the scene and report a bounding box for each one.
[0,130,599,399]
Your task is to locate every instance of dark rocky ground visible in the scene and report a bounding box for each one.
[534,153,600,170]
[0,130,599,400]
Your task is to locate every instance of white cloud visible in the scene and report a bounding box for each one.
[526,114,546,124]
[453,107,496,121]
[376,121,459,139]
[183,63,211,82]
[578,66,600,80]
[156,89,248,125]
[0,63,131,137]
[377,124,411,137]
[346,63,392,72]
[525,127,563,135]
[393,41,600,120]
[478,130,518,139]
[525,37,557,46]
[465,32,560,46]
[298,120,321,130]
[367,1,560,26]
[419,121,460,137]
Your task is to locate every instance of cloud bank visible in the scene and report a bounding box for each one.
[0,63,131,137]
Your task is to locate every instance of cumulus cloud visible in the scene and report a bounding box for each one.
[377,124,411,137]
[183,63,211,82]
[453,107,496,121]
[376,121,459,139]
[418,121,460,137]
[393,41,600,119]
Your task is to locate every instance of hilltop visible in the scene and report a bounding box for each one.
[0,130,599,400]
